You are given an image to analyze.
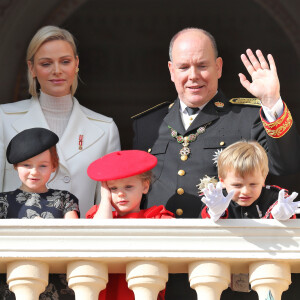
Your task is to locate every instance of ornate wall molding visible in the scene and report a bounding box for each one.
[254,0,300,58]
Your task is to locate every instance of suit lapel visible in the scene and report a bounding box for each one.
[58,98,105,161]
[186,100,219,133]
[12,98,104,170]
[163,98,220,135]
[11,99,70,169]
[12,98,49,132]
[163,99,185,135]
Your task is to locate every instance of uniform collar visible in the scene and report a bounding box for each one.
[164,90,229,135]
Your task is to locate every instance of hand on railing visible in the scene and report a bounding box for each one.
[271,189,299,221]
[201,182,235,221]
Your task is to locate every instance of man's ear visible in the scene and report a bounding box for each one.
[168,61,175,83]
[216,57,223,79]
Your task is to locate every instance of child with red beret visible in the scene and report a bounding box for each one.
[86,150,174,300]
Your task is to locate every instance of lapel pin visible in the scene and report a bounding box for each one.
[214,101,224,108]
[79,135,83,150]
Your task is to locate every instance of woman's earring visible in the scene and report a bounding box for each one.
[76,67,79,73]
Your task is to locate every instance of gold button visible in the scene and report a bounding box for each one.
[181,155,188,161]
[148,148,152,153]
[177,188,184,195]
[220,141,225,146]
[178,170,185,176]
[176,208,183,216]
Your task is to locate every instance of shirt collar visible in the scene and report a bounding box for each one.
[179,91,218,114]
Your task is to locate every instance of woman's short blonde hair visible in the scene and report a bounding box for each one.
[218,141,269,179]
[26,25,78,98]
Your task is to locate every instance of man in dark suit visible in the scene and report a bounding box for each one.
[132,28,299,219]
[132,28,300,299]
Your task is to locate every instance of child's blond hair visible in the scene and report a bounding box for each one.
[218,141,269,179]
[138,170,153,185]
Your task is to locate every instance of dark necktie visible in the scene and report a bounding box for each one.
[186,107,200,115]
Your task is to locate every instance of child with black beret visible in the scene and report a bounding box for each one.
[86,150,174,300]
[0,127,79,219]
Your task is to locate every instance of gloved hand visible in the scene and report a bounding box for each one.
[201,182,235,221]
[271,189,299,221]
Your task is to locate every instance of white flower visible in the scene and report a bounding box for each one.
[196,175,218,193]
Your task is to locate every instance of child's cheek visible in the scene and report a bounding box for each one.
[111,200,118,211]
[111,194,118,205]
[230,189,239,202]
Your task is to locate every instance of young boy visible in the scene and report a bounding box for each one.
[86,150,174,300]
[200,141,299,221]
[0,128,79,219]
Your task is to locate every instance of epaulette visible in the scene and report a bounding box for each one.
[229,98,261,107]
[131,101,171,119]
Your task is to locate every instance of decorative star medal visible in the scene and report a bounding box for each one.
[212,149,223,166]
[168,122,211,161]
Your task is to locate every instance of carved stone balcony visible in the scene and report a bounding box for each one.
[1,219,300,299]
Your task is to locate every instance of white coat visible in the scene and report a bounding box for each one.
[0,97,121,217]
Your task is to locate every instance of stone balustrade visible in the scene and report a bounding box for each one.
[1,219,300,299]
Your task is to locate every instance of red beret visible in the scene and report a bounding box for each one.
[87,150,157,181]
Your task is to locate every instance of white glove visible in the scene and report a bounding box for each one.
[201,182,235,221]
[271,189,299,221]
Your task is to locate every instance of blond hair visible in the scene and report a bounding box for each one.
[26,25,78,98]
[138,170,153,185]
[218,141,269,179]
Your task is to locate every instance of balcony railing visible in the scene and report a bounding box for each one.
[1,219,300,300]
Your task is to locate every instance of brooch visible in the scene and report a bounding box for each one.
[79,135,83,150]
[196,175,218,193]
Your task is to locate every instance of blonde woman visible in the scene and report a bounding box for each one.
[0,26,120,218]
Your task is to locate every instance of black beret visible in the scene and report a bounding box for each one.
[6,128,59,164]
